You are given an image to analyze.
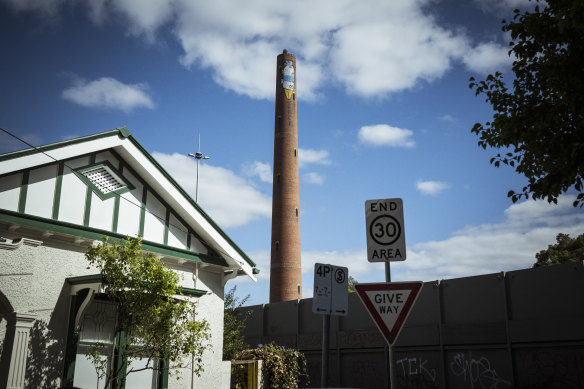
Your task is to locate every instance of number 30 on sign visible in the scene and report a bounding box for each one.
[365,198,406,262]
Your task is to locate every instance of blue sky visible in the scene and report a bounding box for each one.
[2,0,583,305]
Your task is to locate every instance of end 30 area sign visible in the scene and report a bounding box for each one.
[365,198,406,262]
[355,282,422,345]
[312,263,349,316]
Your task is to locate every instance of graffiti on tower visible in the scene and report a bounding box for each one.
[281,60,294,99]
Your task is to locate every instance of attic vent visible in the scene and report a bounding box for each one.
[82,166,124,194]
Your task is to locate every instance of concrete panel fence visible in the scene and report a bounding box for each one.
[237,261,584,388]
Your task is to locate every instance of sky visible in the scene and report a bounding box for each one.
[1,0,583,306]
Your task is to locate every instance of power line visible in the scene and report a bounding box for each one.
[0,126,250,269]
[0,126,194,238]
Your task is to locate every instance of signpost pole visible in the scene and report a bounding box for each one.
[365,198,405,389]
[321,313,330,388]
[314,263,348,389]
[355,280,423,389]
[385,262,396,389]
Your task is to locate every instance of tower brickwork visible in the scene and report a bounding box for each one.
[270,50,302,303]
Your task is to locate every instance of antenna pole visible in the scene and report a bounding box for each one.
[196,134,200,202]
[187,133,210,203]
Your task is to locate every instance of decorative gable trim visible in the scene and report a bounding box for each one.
[0,237,43,250]
[0,127,258,280]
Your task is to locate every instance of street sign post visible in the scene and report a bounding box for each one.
[312,263,348,316]
[355,282,423,345]
[364,197,409,388]
[313,263,348,388]
[365,198,406,262]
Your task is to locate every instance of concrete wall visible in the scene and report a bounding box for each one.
[1,240,85,388]
[238,261,584,388]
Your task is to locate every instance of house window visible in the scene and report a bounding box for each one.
[70,298,161,389]
[64,276,205,388]
[73,299,118,389]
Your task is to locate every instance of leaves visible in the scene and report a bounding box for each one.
[469,0,584,207]
[85,236,211,387]
[223,286,251,360]
[348,276,359,293]
[533,233,584,267]
[232,343,309,389]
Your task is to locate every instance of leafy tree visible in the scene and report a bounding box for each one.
[469,0,584,206]
[223,286,250,360]
[348,276,358,293]
[85,237,211,388]
[534,233,584,267]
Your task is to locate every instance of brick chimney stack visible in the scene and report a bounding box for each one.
[269,49,302,303]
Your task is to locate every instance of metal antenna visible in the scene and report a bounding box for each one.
[187,133,210,202]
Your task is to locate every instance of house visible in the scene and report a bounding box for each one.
[0,127,258,388]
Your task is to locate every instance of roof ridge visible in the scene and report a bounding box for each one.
[0,127,129,161]
[0,126,257,270]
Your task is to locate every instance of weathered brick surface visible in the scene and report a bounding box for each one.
[270,50,302,303]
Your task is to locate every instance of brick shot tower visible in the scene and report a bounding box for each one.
[270,50,302,303]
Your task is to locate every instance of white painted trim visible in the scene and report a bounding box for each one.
[0,133,256,281]
[0,237,43,250]
[115,138,257,281]
[0,136,125,175]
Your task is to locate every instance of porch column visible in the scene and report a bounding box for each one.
[1,312,36,389]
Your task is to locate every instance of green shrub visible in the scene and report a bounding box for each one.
[232,343,308,389]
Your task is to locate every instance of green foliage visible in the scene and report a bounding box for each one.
[232,343,308,389]
[85,236,211,387]
[223,286,250,360]
[469,0,584,207]
[534,233,584,267]
[348,276,358,293]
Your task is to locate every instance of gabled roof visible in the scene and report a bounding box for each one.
[0,127,257,281]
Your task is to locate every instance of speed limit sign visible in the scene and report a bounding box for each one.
[365,198,406,262]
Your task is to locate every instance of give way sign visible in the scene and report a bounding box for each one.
[355,282,423,345]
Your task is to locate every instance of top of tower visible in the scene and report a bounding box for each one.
[281,49,295,57]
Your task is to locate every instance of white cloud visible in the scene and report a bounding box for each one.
[396,197,584,281]
[304,196,584,297]
[245,250,270,282]
[9,0,518,100]
[304,172,324,185]
[298,148,331,168]
[110,0,174,39]
[62,77,155,112]
[233,196,584,303]
[358,124,415,147]
[329,7,468,97]
[152,152,271,228]
[463,42,514,74]
[243,161,272,183]
[416,180,449,195]
[1,0,63,16]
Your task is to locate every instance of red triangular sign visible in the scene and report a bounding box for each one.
[355,282,423,345]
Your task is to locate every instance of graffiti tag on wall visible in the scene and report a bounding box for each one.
[515,349,584,389]
[449,352,511,389]
[396,356,439,389]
